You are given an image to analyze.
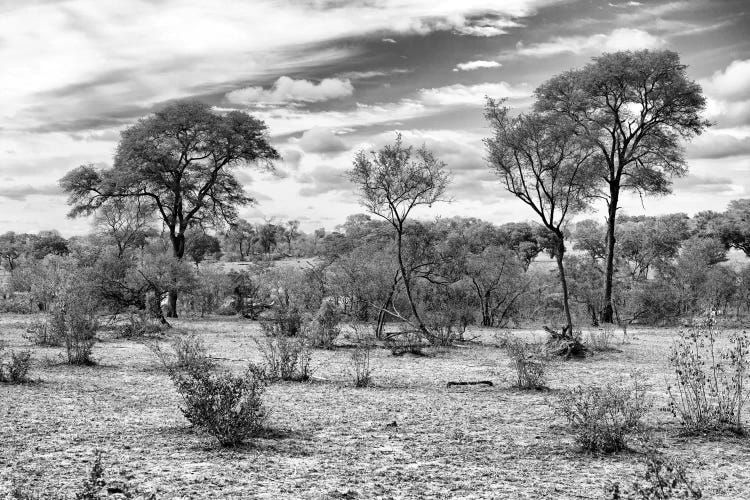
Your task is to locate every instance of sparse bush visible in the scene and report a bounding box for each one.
[586,325,617,352]
[306,300,341,349]
[50,298,98,366]
[0,344,32,384]
[75,450,105,500]
[172,366,267,446]
[151,334,216,376]
[260,305,303,337]
[506,337,547,389]
[24,318,60,346]
[607,449,702,499]
[559,378,650,453]
[116,308,164,338]
[349,342,375,387]
[667,318,749,434]
[255,336,311,382]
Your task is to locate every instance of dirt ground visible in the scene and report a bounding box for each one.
[1,314,749,499]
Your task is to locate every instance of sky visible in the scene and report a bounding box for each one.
[1,0,749,235]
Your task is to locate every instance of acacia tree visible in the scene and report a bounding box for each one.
[485,100,598,348]
[60,100,279,317]
[348,134,450,337]
[535,49,709,323]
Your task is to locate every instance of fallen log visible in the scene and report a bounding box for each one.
[446,380,494,388]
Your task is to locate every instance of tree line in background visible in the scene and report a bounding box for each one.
[0,48,746,342]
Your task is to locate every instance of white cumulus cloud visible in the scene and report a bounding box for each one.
[226,76,354,105]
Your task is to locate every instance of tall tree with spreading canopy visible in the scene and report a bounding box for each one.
[60,100,279,316]
[534,49,709,323]
[485,100,598,351]
[349,134,450,338]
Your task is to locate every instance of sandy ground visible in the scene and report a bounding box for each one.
[1,314,749,499]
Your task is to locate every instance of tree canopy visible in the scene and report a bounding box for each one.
[534,49,710,323]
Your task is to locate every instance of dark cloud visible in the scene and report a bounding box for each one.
[0,184,62,201]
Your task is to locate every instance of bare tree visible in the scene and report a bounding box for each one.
[348,134,450,337]
[485,100,598,351]
[93,198,154,257]
[534,49,709,323]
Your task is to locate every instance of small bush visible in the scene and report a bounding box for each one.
[255,336,311,382]
[349,342,375,388]
[152,337,268,446]
[24,319,60,346]
[172,366,267,446]
[47,295,98,365]
[151,334,216,376]
[305,300,340,349]
[607,450,702,499]
[260,305,303,337]
[667,319,749,434]
[116,308,164,338]
[558,379,650,453]
[10,449,152,500]
[506,337,548,389]
[586,325,617,352]
[0,345,32,384]
[75,450,105,500]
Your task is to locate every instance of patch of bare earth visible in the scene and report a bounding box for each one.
[1,314,749,499]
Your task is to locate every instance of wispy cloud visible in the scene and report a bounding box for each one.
[512,28,664,58]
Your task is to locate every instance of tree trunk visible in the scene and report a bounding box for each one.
[554,235,574,336]
[396,227,428,336]
[166,231,186,318]
[482,292,492,327]
[602,185,619,324]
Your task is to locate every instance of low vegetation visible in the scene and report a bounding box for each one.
[558,378,651,453]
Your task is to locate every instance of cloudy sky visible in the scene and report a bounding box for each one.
[1,0,749,235]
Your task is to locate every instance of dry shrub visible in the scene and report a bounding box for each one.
[349,342,375,387]
[305,300,341,349]
[150,334,215,375]
[0,344,32,384]
[172,367,267,446]
[49,297,98,366]
[559,378,651,453]
[116,308,164,338]
[506,337,548,389]
[260,305,304,337]
[151,335,267,446]
[255,336,311,382]
[606,449,702,499]
[667,318,749,434]
[10,449,155,500]
[24,319,59,346]
[586,325,617,352]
